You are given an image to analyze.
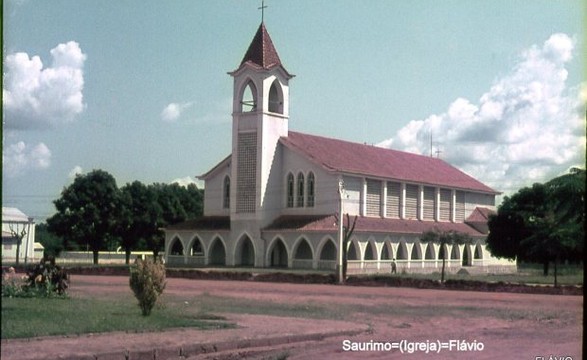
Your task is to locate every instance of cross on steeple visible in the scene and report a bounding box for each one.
[258,0,268,22]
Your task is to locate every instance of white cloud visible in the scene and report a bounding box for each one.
[161,102,193,122]
[378,33,586,195]
[3,41,87,130]
[171,176,203,188]
[68,165,83,179]
[2,142,52,177]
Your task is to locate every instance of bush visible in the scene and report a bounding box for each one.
[129,258,166,316]
[2,256,69,298]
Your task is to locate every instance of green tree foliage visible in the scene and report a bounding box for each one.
[420,229,473,283]
[118,182,161,264]
[47,170,121,264]
[129,258,166,316]
[45,169,205,261]
[35,223,65,257]
[487,168,585,285]
[145,183,204,257]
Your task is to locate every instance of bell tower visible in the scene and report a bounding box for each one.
[229,23,294,224]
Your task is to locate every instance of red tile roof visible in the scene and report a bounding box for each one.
[280,131,498,194]
[466,207,495,223]
[241,23,283,70]
[464,207,495,234]
[264,215,485,237]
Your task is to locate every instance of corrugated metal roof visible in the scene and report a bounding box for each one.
[281,131,499,194]
[2,207,30,223]
[264,215,486,237]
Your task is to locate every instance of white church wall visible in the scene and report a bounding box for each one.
[342,176,362,216]
[259,133,285,226]
[202,162,231,217]
[281,146,339,216]
[464,191,496,217]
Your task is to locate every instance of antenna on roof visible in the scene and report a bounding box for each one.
[258,0,268,23]
[429,132,433,157]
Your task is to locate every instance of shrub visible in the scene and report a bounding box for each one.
[2,256,69,298]
[129,258,166,316]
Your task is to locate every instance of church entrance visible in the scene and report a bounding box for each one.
[269,239,288,267]
[236,236,255,267]
[209,238,226,266]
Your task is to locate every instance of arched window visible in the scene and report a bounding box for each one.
[286,173,294,208]
[320,239,336,260]
[170,237,184,256]
[268,80,283,114]
[190,237,204,256]
[306,172,315,207]
[297,172,304,207]
[223,176,230,209]
[240,81,257,112]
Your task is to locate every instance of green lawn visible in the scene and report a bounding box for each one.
[1,295,232,339]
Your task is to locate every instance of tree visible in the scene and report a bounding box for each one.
[118,182,162,264]
[335,213,357,283]
[47,170,121,264]
[144,183,204,257]
[8,223,28,265]
[420,229,473,283]
[487,168,585,284]
[36,223,65,258]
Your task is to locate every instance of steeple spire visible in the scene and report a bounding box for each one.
[240,23,282,69]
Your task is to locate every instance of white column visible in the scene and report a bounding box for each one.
[361,178,367,217]
[418,185,424,220]
[435,187,440,222]
[400,183,406,219]
[381,181,387,218]
[451,189,456,223]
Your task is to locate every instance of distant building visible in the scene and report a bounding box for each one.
[164,23,515,274]
[2,207,36,264]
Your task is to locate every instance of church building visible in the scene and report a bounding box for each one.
[164,23,516,274]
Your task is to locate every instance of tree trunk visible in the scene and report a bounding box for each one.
[125,248,131,265]
[543,261,549,276]
[15,241,21,265]
[441,254,446,283]
[553,258,558,288]
[92,250,99,265]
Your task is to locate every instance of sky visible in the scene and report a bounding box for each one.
[2,0,585,222]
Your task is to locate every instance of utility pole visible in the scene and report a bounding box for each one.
[337,179,345,284]
[25,217,33,263]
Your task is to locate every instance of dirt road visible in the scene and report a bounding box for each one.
[2,275,582,359]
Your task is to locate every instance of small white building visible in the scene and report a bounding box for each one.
[2,207,36,264]
[164,23,515,274]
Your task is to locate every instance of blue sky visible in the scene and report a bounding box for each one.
[3,0,585,221]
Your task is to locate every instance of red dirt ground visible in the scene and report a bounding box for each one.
[2,275,583,359]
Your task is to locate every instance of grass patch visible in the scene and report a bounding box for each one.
[1,295,233,339]
[170,293,348,321]
[382,268,583,286]
[3,289,578,340]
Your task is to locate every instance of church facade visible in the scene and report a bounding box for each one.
[164,23,515,274]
